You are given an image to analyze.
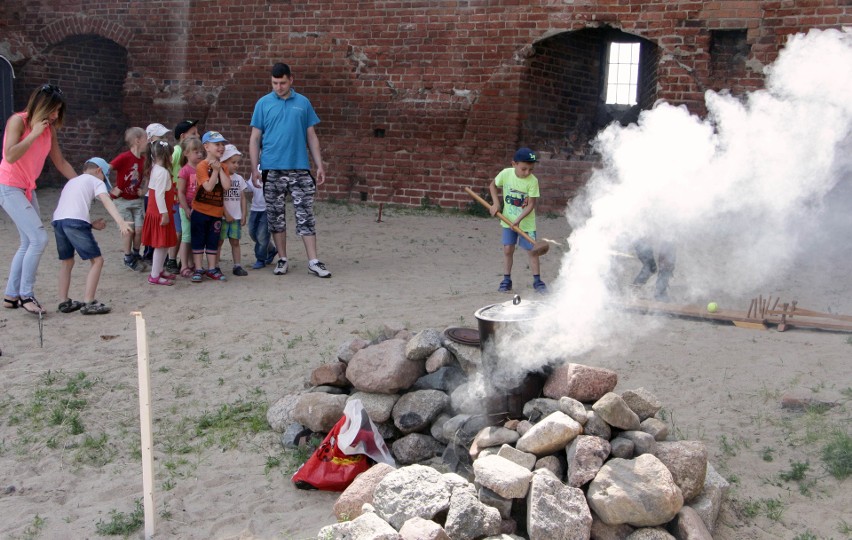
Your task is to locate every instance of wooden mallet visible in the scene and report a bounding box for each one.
[465,187,550,256]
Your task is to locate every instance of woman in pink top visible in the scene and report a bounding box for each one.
[0,84,76,315]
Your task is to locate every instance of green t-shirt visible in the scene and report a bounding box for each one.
[171,145,183,184]
[494,167,540,232]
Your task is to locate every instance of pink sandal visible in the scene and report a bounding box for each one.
[180,267,195,278]
[160,271,177,280]
[148,275,174,286]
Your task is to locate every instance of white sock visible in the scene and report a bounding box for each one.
[309,258,319,265]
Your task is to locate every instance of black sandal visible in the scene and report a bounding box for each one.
[20,296,46,315]
[3,297,19,309]
[58,299,85,313]
[80,300,111,315]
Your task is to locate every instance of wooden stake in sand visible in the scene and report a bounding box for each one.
[133,312,156,539]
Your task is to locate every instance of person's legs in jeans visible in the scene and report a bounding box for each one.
[0,186,48,299]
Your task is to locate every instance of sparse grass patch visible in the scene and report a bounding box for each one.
[822,429,852,480]
[17,514,46,540]
[95,499,144,536]
[761,446,775,462]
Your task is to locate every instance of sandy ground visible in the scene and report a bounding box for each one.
[0,188,849,539]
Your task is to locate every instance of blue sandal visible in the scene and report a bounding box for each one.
[533,280,548,294]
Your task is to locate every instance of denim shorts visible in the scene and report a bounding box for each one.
[220,219,242,240]
[53,219,101,260]
[502,227,535,251]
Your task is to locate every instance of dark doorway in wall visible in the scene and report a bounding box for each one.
[14,34,128,186]
[520,27,658,160]
[1,56,14,143]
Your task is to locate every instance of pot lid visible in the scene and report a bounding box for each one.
[444,327,481,346]
[475,294,546,322]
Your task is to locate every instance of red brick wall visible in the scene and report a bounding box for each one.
[1,0,849,212]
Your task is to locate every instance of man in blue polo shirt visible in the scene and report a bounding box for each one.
[249,62,331,278]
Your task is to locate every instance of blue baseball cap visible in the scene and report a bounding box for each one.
[513,148,537,163]
[85,157,112,190]
[202,131,228,144]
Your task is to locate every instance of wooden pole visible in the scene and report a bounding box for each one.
[133,312,156,539]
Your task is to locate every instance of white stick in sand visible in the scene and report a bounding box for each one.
[133,311,156,539]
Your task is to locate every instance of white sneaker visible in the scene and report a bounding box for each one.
[308,260,331,278]
[273,258,289,275]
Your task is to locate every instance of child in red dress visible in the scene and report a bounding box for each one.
[141,140,178,285]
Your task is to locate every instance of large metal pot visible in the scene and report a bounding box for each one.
[474,294,548,419]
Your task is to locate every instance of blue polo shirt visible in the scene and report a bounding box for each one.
[250,89,320,170]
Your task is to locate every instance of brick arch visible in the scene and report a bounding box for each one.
[39,14,132,50]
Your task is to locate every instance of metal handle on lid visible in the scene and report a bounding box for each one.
[513,294,521,305]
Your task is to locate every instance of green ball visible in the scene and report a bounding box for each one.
[707,302,718,313]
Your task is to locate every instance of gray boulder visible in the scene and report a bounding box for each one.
[317,511,401,539]
[592,393,640,431]
[406,328,444,362]
[516,411,582,456]
[266,394,299,432]
[686,463,728,533]
[583,411,612,439]
[558,396,588,425]
[399,517,450,540]
[522,398,561,423]
[445,483,502,540]
[653,441,707,502]
[477,485,513,518]
[412,366,467,394]
[527,472,592,540]
[473,454,534,499]
[348,392,401,424]
[392,433,445,465]
[625,528,675,540]
[621,388,662,421]
[373,464,452,529]
[497,444,537,471]
[334,463,396,521]
[566,435,611,488]
[587,454,684,527]
[425,347,456,373]
[442,339,482,375]
[338,337,370,363]
[534,455,564,478]
[470,427,520,458]
[347,339,425,394]
[431,413,452,444]
[442,414,491,447]
[620,431,657,456]
[639,418,669,442]
[291,393,347,433]
[590,514,635,540]
[610,437,635,459]
[667,506,712,540]
[393,389,450,434]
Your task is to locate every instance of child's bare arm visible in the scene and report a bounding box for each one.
[219,168,232,191]
[488,180,501,216]
[240,190,247,226]
[177,177,191,214]
[97,193,133,235]
[512,196,536,227]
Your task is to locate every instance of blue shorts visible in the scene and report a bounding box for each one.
[53,219,102,260]
[502,227,535,251]
[220,219,242,240]
[173,203,181,235]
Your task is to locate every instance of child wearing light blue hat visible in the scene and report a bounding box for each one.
[51,158,133,314]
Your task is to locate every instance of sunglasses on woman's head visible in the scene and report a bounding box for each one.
[40,84,63,96]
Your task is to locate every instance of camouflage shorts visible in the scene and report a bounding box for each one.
[262,170,316,236]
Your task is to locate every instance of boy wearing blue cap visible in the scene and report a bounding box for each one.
[488,147,547,294]
[52,158,133,314]
[189,131,232,282]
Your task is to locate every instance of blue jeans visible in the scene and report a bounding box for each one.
[0,185,48,298]
[248,210,275,263]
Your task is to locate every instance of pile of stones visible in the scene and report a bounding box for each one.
[266,323,728,540]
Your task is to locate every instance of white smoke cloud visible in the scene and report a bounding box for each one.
[497,28,852,381]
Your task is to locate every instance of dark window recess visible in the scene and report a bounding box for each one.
[710,29,750,73]
[374,128,385,138]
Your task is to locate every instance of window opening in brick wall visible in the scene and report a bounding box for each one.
[0,56,14,141]
[604,42,640,105]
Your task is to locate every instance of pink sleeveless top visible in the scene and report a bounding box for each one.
[0,112,53,201]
